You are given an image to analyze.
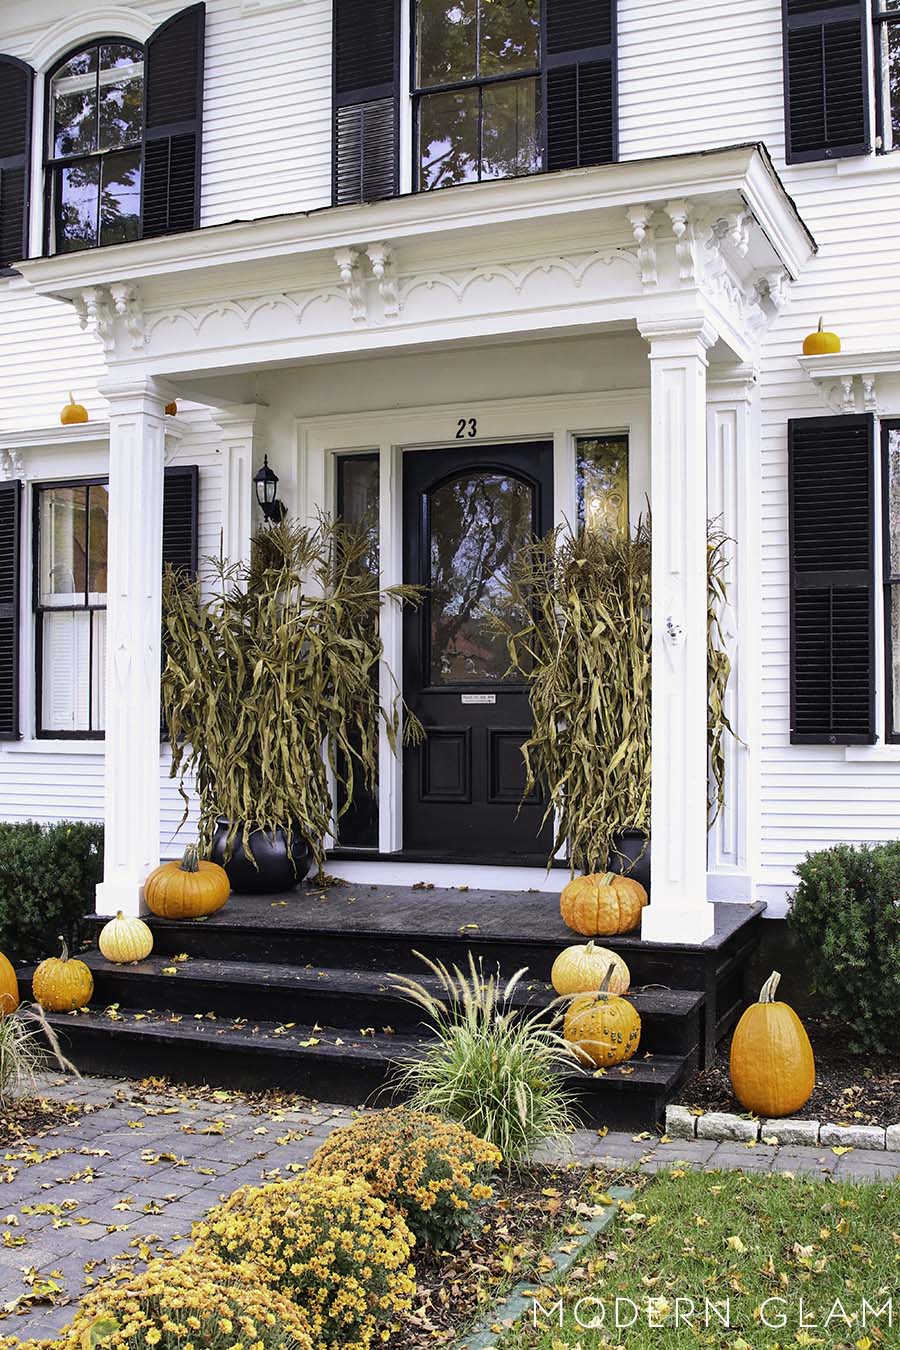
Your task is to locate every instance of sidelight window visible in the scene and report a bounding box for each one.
[876,0,900,152]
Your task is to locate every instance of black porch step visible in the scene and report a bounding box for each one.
[45,955,704,1059]
[39,1006,693,1130]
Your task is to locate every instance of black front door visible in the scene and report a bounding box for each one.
[403,442,554,860]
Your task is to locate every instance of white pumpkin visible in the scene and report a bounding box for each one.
[98,911,154,964]
[550,940,630,996]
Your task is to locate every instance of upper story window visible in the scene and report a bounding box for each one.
[47,41,144,253]
[875,0,900,152]
[415,0,542,190]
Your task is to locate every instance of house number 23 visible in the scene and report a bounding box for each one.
[456,417,477,438]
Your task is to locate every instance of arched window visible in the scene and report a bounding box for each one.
[46,39,144,253]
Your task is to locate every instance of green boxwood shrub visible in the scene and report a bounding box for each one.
[788,841,900,1053]
[0,822,103,964]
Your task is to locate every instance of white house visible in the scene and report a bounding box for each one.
[0,0,898,946]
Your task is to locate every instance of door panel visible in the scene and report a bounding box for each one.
[403,441,553,859]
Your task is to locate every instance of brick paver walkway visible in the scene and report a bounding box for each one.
[2,1075,898,1344]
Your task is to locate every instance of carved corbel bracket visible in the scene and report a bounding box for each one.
[366,241,401,318]
[626,204,658,290]
[73,283,145,352]
[109,282,146,350]
[0,448,24,481]
[335,247,367,323]
[754,269,791,314]
[664,199,696,282]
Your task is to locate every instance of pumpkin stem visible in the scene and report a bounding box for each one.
[599,962,616,997]
[68,390,75,405]
[584,940,595,954]
[758,970,782,1003]
[817,317,824,333]
[58,935,69,963]
[598,872,615,887]
[180,844,201,874]
[115,911,124,921]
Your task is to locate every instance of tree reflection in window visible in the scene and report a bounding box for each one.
[428,471,533,683]
[48,40,143,253]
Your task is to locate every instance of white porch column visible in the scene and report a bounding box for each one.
[95,377,167,917]
[212,403,261,568]
[638,318,717,943]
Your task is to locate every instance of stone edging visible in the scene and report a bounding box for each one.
[453,1185,635,1350]
[666,1105,900,1151]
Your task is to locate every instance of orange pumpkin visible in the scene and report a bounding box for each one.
[0,951,19,1016]
[802,317,841,357]
[563,965,642,1068]
[33,938,94,1012]
[729,971,815,1118]
[560,872,647,937]
[144,844,230,920]
[551,941,630,996]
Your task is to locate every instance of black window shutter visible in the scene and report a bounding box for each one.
[782,0,869,163]
[789,414,875,745]
[0,55,34,272]
[333,0,399,205]
[0,480,21,741]
[142,4,205,238]
[544,0,617,171]
[162,465,199,576]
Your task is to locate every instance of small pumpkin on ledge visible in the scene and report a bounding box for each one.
[802,317,841,356]
[144,844,230,920]
[60,391,89,425]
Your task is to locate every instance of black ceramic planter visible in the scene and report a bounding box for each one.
[605,830,651,893]
[209,820,312,895]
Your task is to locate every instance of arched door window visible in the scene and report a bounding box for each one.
[46,40,144,253]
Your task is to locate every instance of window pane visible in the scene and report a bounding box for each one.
[39,487,88,604]
[99,149,141,247]
[98,44,144,150]
[887,23,900,151]
[87,485,109,597]
[41,610,91,732]
[577,436,629,535]
[428,471,533,683]
[52,48,98,157]
[419,87,479,188]
[417,0,477,87]
[481,77,541,180]
[57,160,100,252]
[480,0,540,75]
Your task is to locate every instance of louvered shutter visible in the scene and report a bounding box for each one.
[142,4,205,238]
[544,0,617,171]
[0,480,21,741]
[782,0,869,163]
[163,465,199,576]
[0,56,34,272]
[789,415,875,745]
[333,0,399,205]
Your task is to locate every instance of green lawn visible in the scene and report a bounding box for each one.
[500,1168,900,1349]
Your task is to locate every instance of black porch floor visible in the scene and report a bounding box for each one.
[23,884,764,1130]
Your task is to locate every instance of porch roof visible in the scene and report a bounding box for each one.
[16,142,816,379]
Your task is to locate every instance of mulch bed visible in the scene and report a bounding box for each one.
[392,1162,636,1348]
[0,1097,87,1146]
[680,1018,900,1127]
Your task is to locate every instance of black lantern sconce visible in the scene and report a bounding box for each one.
[254,455,286,523]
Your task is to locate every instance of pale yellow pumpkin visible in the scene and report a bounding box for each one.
[33,937,94,1012]
[563,964,642,1068]
[0,950,19,1016]
[98,911,154,964]
[60,390,88,425]
[729,971,815,1118]
[551,941,630,996]
[144,844,230,920]
[560,872,647,937]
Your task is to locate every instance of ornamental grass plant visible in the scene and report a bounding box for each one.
[392,953,582,1167]
[162,516,421,868]
[193,1172,417,1350]
[308,1107,501,1248]
[10,1248,313,1350]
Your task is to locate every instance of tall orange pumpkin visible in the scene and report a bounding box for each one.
[144,844,230,920]
[560,872,647,937]
[729,971,815,1118]
[0,951,19,1015]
